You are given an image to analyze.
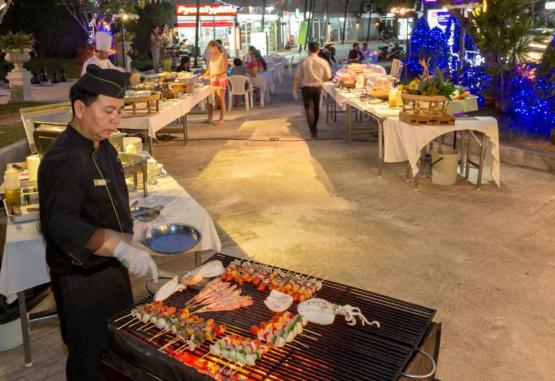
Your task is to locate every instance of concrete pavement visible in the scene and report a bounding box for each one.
[1,69,554,381]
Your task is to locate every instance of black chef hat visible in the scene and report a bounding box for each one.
[76,64,130,99]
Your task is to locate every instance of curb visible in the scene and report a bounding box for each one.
[499,143,555,173]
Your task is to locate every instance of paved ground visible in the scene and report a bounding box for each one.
[1,72,555,380]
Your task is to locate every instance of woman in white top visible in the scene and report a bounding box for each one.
[202,40,228,125]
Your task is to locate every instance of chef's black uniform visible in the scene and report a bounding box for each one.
[38,125,134,381]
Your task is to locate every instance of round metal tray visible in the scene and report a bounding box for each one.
[144,223,201,255]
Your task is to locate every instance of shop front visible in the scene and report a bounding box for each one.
[175,4,304,58]
[175,4,239,58]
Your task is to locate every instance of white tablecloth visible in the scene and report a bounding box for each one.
[383,116,500,187]
[324,82,479,118]
[0,169,221,303]
[119,85,212,138]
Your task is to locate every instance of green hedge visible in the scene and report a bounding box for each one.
[0,58,82,81]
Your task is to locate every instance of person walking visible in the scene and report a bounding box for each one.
[293,42,331,139]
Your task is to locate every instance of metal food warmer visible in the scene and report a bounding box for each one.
[19,103,148,196]
[105,253,441,381]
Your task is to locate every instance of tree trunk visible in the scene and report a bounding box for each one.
[0,0,13,24]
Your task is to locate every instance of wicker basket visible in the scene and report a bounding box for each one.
[399,94,455,125]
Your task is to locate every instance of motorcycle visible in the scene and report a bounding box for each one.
[388,43,405,61]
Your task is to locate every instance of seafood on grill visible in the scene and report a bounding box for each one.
[154,275,186,302]
[130,301,226,349]
[221,259,323,301]
[298,298,381,328]
[264,289,293,313]
[187,278,253,313]
[209,335,273,366]
[181,260,226,286]
[249,311,308,348]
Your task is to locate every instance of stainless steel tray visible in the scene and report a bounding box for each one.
[144,223,201,255]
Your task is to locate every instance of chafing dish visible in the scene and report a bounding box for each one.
[20,103,125,156]
[118,152,148,197]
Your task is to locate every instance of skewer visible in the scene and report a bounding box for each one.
[137,322,154,331]
[226,362,244,376]
[304,329,321,336]
[116,318,138,331]
[114,313,132,323]
[158,337,180,352]
[286,342,307,350]
[299,333,319,341]
[128,319,145,330]
[148,329,169,342]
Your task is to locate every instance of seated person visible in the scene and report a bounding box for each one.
[346,49,361,64]
[231,58,248,76]
[176,56,191,72]
[246,50,267,76]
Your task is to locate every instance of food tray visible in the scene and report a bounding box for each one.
[144,223,201,255]
[3,199,39,224]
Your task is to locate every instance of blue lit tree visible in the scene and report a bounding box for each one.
[407,17,432,76]
[428,27,448,72]
[507,38,555,137]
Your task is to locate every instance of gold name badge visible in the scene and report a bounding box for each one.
[93,179,107,187]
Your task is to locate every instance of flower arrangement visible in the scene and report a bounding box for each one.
[401,59,459,98]
[0,31,34,53]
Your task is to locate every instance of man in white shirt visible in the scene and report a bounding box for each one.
[81,32,123,76]
[293,42,332,138]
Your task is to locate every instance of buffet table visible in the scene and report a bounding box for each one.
[323,82,498,189]
[384,116,501,188]
[0,168,221,366]
[119,85,212,153]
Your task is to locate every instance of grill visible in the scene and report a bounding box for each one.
[108,253,437,381]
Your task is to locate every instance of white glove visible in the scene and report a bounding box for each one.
[113,241,158,281]
[132,220,152,243]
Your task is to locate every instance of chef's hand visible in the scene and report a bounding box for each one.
[132,220,152,243]
[113,242,159,281]
[293,89,299,100]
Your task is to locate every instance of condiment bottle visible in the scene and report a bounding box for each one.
[4,165,21,213]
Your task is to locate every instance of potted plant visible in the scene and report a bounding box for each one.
[0,31,34,70]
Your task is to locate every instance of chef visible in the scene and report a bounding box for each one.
[38,64,158,381]
[81,31,123,76]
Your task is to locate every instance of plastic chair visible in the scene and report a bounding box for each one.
[288,54,296,75]
[228,75,252,111]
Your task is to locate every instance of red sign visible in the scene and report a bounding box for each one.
[176,21,234,28]
[176,5,239,16]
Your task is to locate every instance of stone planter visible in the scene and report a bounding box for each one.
[4,48,31,71]
[4,48,33,102]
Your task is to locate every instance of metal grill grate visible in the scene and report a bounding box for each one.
[109,253,436,381]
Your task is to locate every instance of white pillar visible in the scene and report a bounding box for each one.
[6,68,33,102]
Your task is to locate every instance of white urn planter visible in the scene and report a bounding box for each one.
[5,48,34,102]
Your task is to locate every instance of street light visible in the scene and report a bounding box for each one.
[114,10,138,70]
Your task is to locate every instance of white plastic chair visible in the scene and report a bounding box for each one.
[228,75,252,111]
[288,54,296,75]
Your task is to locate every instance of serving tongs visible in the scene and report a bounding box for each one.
[131,204,164,219]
